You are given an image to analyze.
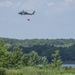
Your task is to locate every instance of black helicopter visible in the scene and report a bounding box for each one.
[18,10,35,15]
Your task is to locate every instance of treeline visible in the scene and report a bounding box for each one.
[0,37,75,63]
[1,37,75,47]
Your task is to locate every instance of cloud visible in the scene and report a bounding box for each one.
[20,0,47,10]
[47,2,55,7]
[0,1,20,8]
[0,1,13,7]
[64,0,75,6]
[46,0,75,12]
[64,0,75,4]
[0,0,75,12]
[20,0,39,10]
[0,0,47,11]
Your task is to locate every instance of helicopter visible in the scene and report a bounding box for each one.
[18,10,35,21]
[18,10,35,15]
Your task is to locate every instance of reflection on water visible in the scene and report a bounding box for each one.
[62,64,75,67]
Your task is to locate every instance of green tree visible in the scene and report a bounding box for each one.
[0,39,11,68]
[8,47,23,68]
[52,50,62,68]
[0,39,4,47]
[22,54,29,66]
[41,56,48,66]
[3,43,11,50]
[28,51,40,66]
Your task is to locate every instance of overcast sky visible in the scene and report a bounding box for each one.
[0,0,75,39]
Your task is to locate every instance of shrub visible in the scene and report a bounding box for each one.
[0,68,6,75]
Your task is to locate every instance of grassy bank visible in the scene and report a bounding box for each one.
[2,66,75,75]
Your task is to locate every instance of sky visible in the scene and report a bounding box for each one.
[0,0,75,39]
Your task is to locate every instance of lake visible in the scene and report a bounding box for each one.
[38,64,75,68]
[62,64,75,68]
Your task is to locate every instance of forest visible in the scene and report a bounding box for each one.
[0,38,75,75]
[1,37,75,63]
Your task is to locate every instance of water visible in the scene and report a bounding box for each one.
[38,64,75,68]
[62,64,75,68]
